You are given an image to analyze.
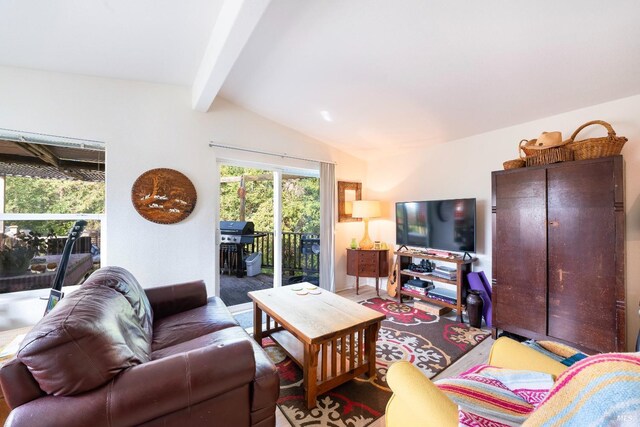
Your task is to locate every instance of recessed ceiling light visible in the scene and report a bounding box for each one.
[320,110,333,122]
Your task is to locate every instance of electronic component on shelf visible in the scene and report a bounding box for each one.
[407,278,434,288]
[408,259,434,273]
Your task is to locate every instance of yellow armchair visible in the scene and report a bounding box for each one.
[385,337,568,427]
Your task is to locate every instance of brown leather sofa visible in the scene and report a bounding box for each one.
[0,266,279,427]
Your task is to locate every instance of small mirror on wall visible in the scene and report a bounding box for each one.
[338,181,362,222]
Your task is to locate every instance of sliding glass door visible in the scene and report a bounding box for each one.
[219,165,274,307]
[218,162,320,308]
[281,171,320,286]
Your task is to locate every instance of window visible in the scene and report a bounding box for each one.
[0,129,105,294]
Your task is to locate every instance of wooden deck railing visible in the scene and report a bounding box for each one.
[246,231,320,273]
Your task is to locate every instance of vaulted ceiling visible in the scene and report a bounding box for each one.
[1,0,640,153]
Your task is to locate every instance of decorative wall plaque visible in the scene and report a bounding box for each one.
[131,168,197,224]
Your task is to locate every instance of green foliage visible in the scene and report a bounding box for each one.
[219,166,319,234]
[4,176,104,236]
[0,231,48,275]
[7,219,101,239]
[281,177,320,234]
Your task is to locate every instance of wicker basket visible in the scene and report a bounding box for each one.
[503,159,525,169]
[520,139,537,156]
[564,120,627,160]
[503,139,527,170]
[525,146,574,167]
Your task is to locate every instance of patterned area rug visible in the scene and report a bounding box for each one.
[264,297,490,427]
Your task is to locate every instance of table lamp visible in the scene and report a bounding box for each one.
[345,201,353,215]
[352,200,381,250]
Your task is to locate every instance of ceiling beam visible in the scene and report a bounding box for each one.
[192,0,271,112]
[11,142,87,180]
[15,141,60,167]
[0,154,104,172]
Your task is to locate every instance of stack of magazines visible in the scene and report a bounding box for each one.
[431,265,457,281]
[403,278,434,295]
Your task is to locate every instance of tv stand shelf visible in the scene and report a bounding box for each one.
[399,269,457,285]
[394,250,477,322]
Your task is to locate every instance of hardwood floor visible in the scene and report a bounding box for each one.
[274,285,494,427]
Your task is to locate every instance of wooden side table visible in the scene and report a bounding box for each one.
[346,249,389,296]
[0,326,32,424]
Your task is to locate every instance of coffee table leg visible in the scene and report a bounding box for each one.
[365,323,380,378]
[253,302,263,345]
[303,343,320,409]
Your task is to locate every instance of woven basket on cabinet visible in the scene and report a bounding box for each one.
[565,120,627,160]
[503,139,527,170]
[521,139,540,157]
[525,146,574,167]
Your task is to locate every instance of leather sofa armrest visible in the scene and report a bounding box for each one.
[488,337,568,378]
[5,339,256,427]
[110,337,256,426]
[0,358,45,409]
[6,338,256,427]
[145,280,208,319]
[5,393,110,427]
[386,361,458,427]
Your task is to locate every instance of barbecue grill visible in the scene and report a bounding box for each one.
[219,221,257,278]
[220,221,255,243]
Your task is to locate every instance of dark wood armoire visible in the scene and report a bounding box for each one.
[491,155,625,353]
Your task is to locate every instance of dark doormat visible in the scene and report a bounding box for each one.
[220,273,273,306]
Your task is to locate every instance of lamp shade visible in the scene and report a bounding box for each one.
[344,201,353,215]
[352,200,381,219]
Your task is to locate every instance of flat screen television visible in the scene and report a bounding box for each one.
[395,198,476,253]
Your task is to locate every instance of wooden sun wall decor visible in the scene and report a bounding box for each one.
[131,168,197,224]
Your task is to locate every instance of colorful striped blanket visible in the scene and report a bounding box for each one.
[523,352,640,426]
[436,352,640,427]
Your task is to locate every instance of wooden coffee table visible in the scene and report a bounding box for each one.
[249,284,385,409]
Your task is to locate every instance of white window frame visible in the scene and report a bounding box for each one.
[0,128,107,263]
[0,213,104,221]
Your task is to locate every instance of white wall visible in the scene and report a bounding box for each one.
[4,65,636,345]
[0,66,366,296]
[365,94,640,351]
